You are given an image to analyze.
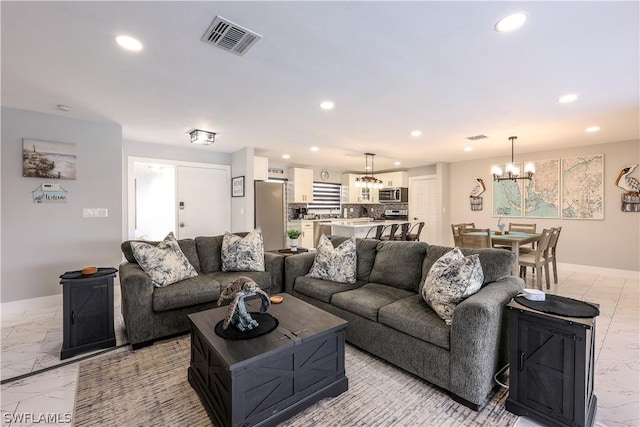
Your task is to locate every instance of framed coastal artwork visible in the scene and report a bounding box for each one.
[524,158,560,218]
[492,163,523,217]
[22,139,77,180]
[561,154,604,220]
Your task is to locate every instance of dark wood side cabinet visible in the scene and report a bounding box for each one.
[60,271,116,359]
[506,300,597,427]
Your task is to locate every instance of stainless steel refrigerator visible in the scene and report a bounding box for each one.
[255,181,286,251]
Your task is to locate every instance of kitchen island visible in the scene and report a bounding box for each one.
[330,220,408,239]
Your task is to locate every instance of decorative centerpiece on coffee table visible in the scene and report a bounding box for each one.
[215,277,277,339]
[286,229,302,251]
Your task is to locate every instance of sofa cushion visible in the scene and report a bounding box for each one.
[307,235,357,284]
[332,283,414,321]
[152,275,221,312]
[329,237,378,283]
[369,241,429,292]
[420,245,514,292]
[293,276,363,303]
[195,235,224,273]
[379,295,451,350]
[122,238,201,273]
[222,229,265,272]
[131,232,198,287]
[422,248,484,325]
[206,271,272,292]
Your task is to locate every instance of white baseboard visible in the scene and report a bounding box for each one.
[1,294,62,315]
[558,263,640,279]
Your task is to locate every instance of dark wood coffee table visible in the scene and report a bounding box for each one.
[187,294,348,427]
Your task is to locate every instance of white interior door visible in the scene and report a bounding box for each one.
[409,176,438,243]
[177,166,231,239]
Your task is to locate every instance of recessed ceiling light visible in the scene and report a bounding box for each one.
[464,146,473,152]
[394,161,401,166]
[586,126,601,133]
[310,146,319,152]
[558,94,578,104]
[115,35,143,52]
[410,130,422,137]
[320,101,334,110]
[495,13,528,32]
[282,154,290,159]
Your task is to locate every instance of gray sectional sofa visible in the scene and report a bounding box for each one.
[119,233,284,348]
[284,236,523,409]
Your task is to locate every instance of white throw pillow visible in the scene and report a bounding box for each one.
[131,232,198,287]
[222,228,265,272]
[306,235,357,284]
[422,247,484,325]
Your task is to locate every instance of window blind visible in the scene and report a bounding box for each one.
[307,182,341,214]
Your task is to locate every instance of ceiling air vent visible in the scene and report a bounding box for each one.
[201,16,262,56]
[466,134,488,141]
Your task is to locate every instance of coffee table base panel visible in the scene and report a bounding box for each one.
[189,327,347,427]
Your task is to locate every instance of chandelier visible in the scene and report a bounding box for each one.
[355,153,384,189]
[491,136,535,181]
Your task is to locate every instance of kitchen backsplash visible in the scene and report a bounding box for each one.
[288,203,408,220]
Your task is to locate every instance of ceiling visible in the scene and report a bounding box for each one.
[2,1,638,173]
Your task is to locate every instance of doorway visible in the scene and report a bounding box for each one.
[127,158,231,240]
[409,175,438,244]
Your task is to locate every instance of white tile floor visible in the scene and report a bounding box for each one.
[1,268,638,426]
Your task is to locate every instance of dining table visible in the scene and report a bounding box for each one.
[464,230,541,276]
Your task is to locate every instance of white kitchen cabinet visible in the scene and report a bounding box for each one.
[254,156,268,181]
[341,174,379,203]
[288,168,314,203]
[288,220,314,248]
[378,171,409,188]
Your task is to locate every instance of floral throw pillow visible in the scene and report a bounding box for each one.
[130,232,198,287]
[422,247,484,325]
[306,235,357,284]
[222,228,265,272]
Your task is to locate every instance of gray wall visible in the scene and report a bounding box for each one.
[1,107,123,302]
[448,139,640,272]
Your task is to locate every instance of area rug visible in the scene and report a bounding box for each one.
[74,336,517,426]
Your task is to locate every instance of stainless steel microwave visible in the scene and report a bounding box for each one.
[378,187,408,203]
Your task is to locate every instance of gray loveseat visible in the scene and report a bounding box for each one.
[119,233,284,348]
[284,237,523,409]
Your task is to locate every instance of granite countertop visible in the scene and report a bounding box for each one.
[329,220,407,228]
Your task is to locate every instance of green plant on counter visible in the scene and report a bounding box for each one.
[286,229,302,239]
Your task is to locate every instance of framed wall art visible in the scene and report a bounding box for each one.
[232,176,245,197]
[561,154,604,220]
[23,139,76,180]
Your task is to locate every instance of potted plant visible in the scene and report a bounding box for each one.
[286,229,302,251]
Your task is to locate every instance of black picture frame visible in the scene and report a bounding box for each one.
[232,176,245,197]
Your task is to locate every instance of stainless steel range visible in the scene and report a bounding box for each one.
[383,209,408,221]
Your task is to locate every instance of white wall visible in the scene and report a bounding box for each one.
[448,139,640,272]
[231,147,255,232]
[1,107,123,302]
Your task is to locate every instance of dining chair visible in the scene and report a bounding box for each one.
[459,228,492,249]
[451,223,467,246]
[393,222,411,241]
[509,223,537,253]
[518,228,552,290]
[406,222,425,241]
[364,224,384,240]
[545,226,562,284]
[379,224,399,241]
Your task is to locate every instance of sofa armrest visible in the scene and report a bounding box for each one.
[264,252,285,293]
[284,253,316,294]
[449,276,524,406]
[118,262,156,345]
